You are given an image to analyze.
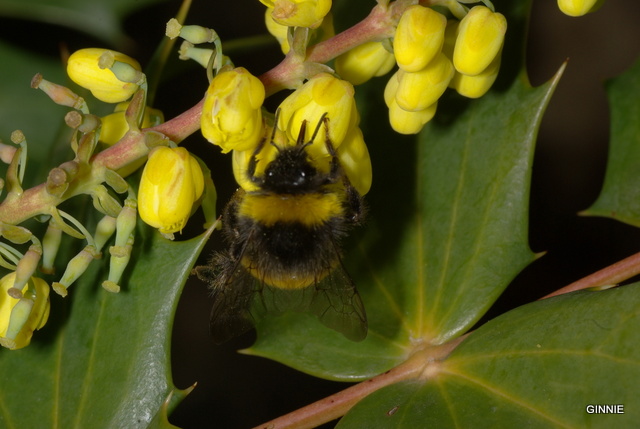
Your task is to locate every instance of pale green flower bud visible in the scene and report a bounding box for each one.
[201,67,266,153]
[557,0,603,16]
[335,41,396,85]
[41,222,62,274]
[67,48,142,103]
[260,0,331,29]
[453,6,506,76]
[395,53,454,112]
[0,273,50,350]
[52,245,99,297]
[393,5,447,73]
[138,147,205,234]
[277,73,357,147]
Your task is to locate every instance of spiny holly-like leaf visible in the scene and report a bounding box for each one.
[245,2,558,381]
[583,55,640,226]
[0,226,209,428]
[337,284,640,428]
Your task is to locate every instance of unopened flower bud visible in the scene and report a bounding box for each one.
[67,48,142,103]
[453,6,506,76]
[32,74,88,111]
[104,236,133,293]
[94,215,117,251]
[261,0,331,29]
[335,126,372,196]
[12,246,42,293]
[388,98,437,135]
[201,67,266,153]
[115,198,137,247]
[335,41,396,85]
[278,73,357,148]
[100,102,164,145]
[41,221,63,274]
[52,245,99,297]
[0,273,50,350]
[557,0,602,16]
[450,53,501,98]
[393,5,447,73]
[395,53,454,112]
[138,147,205,235]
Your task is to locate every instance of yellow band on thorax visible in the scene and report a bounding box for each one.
[239,192,342,227]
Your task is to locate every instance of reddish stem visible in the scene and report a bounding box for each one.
[540,250,640,299]
[251,336,466,429]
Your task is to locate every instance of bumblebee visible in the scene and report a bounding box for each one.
[195,114,367,343]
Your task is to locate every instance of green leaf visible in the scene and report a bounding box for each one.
[337,284,640,428]
[0,0,170,47]
[0,40,68,185]
[246,9,560,381]
[0,226,210,428]
[582,55,640,226]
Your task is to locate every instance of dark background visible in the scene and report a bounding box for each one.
[2,0,640,427]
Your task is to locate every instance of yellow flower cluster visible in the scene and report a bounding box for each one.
[557,0,603,16]
[201,68,371,196]
[384,5,506,134]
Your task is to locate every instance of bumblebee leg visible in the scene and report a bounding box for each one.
[247,136,267,183]
[321,116,342,182]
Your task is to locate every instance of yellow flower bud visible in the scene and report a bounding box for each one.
[261,0,331,29]
[265,7,335,54]
[450,52,501,98]
[265,7,291,53]
[393,5,447,73]
[201,67,266,153]
[336,126,372,195]
[335,41,396,85]
[395,53,454,112]
[67,48,142,103]
[0,273,50,350]
[388,98,437,135]
[277,73,357,147]
[138,147,205,234]
[100,102,164,145]
[453,6,506,76]
[557,0,603,16]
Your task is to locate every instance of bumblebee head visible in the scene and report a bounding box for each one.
[250,112,332,194]
[261,142,319,193]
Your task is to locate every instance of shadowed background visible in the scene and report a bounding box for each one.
[0,0,639,427]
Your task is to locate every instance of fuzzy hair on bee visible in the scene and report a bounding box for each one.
[195,113,367,344]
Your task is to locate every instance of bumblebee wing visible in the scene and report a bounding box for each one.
[309,261,368,342]
[256,260,368,342]
[198,249,261,344]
